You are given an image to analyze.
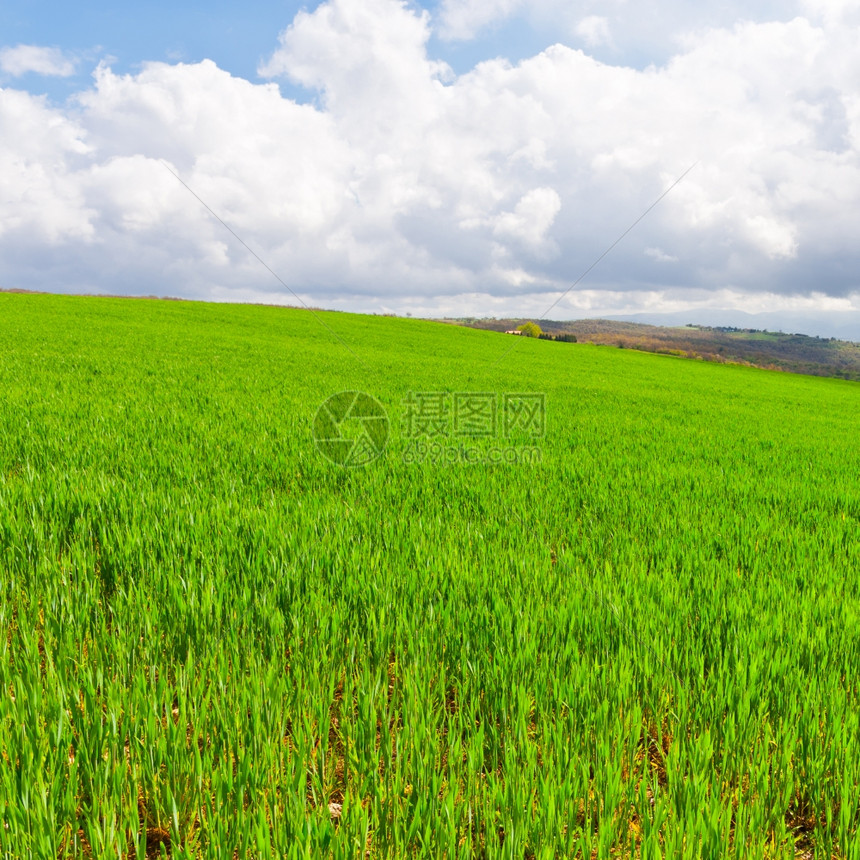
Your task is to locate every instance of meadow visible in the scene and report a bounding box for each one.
[1,292,859,858]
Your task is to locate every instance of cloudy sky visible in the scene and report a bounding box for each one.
[2,0,860,335]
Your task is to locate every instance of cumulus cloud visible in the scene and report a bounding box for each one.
[260,0,453,110]
[0,89,93,244]
[0,45,77,77]
[800,0,860,25]
[575,16,613,49]
[436,0,526,40]
[492,187,561,255]
[645,247,678,264]
[1,0,859,321]
[436,1,811,61]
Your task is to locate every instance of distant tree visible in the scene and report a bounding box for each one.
[517,322,543,338]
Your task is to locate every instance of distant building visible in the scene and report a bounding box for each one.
[504,330,521,335]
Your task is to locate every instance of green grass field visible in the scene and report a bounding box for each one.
[1,292,859,858]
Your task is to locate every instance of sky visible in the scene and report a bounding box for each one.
[2,0,860,336]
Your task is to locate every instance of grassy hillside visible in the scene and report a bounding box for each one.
[1,293,860,858]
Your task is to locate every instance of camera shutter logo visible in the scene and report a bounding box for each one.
[313,391,389,467]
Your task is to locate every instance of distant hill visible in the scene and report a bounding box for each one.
[605,309,860,342]
[447,317,860,381]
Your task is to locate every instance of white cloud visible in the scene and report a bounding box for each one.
[435,1,810,60]
[1,0,859,324]
[645,247,678,263]
[260,0,453,109]
[575,16,612,49]
[0,89,93,243]
[493,187,561,253]
[0,45,76,77]
[436,0,526,41]
[799,0,860,25]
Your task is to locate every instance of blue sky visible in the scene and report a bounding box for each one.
[1,1,551,99]
[2,0,860,336]
[1,1,310,99]
[0,0,804,93]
